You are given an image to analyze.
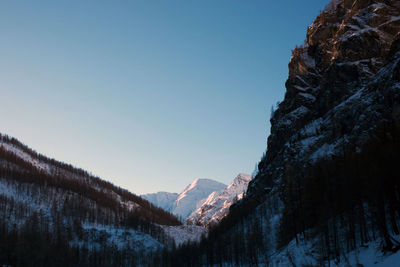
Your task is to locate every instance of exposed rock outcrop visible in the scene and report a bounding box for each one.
[244,0,400,203]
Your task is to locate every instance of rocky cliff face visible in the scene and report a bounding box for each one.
[246,0,400,201]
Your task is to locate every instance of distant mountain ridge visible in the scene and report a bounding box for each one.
[186,173,252,226]
[143,178,226,221]
[172,178,227,220]
[143,174,253,226]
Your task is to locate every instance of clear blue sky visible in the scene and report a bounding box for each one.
[0,0,328,194]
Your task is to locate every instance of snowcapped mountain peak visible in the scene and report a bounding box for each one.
[186,173,252,227]
[190,178,223,188]
[227,173,252,190]
[143,178,226,221]
[173,178,226,220]
[143,175,251,225]
[178,178,226,200]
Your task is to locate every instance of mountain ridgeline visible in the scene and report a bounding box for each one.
[0,134,181,266]
[143,178,227,222]
[161,1,400,266]
[143,174,252,227]
[186,173,252,227]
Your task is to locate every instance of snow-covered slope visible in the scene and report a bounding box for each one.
[0,141,52,174]
[265,231,400,267]
[0,134,181,260]
[172,178,226,220]
[141,191,179,211]
[144,175,250,227]
[186,173,252,226]
[144,178,227,221]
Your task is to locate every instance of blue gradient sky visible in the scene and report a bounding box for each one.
[0,0,328,194]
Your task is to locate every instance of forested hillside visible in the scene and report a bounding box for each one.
[0,134,181,266]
